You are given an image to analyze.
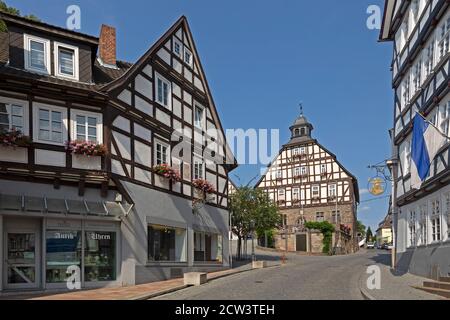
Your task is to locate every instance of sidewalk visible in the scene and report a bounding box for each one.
[359,262,444,300]
[1,261,278,300]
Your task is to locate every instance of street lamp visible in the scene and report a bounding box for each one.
[250,219,256,262]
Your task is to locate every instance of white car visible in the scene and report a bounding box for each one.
[366,242,375,249]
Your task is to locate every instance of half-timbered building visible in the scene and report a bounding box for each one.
[255,111,359,254]
[0,12,236,292]
[380,0,450,279]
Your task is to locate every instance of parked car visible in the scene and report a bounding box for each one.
[387,243,394,250]
[366,242,375,249]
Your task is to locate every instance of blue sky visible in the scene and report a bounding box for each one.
[8,0,393,232]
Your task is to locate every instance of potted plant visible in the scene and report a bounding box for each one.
[65,140,107,157]
[151,163,181,182]
[192,179,215,194]
[0,128,31,148]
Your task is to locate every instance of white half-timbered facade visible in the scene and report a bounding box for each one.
[381,0,450,278]
[255,112,359,253]
[0,12,236,292]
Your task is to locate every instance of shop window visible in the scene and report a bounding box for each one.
[84,231,116,282]
[194,232,222,262]
[148,224,187,262]
[46,230,82,283]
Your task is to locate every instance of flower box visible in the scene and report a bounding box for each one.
[0,145,28,163]
[65,140,107,157]
[192,179,215,194]
[0,128,31,148]
[151,164,182,182]
[72,154,102,170]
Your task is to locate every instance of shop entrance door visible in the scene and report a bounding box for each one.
[4,231,40,290]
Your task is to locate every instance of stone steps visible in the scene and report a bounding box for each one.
[414,279,450,299]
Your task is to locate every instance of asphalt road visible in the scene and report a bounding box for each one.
[153,249,390,300]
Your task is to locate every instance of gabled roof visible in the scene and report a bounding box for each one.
[100,16,237,170]
[254,138,360,203]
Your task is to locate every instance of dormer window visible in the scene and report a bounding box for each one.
[173,38,182,58]
[24,34,50,74]
[300,128,306,136]
[54,42,79,80]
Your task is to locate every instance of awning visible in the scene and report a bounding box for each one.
[0,193,130,219]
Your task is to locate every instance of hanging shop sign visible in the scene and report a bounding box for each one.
[368,176,387,196]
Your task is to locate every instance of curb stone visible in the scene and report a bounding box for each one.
[358,271,376,300]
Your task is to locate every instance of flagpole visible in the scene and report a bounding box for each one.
[415,111,450,140]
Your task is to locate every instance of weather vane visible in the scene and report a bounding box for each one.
[299,102,303,116]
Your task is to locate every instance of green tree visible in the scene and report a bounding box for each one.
[366,226,374,242]
[357,221,366,238]
[0,1,40,32]
[229,186,281,260]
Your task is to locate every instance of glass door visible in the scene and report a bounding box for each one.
[5,232,39,289]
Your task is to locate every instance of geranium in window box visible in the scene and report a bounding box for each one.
[0,128,31,148]
[192,179,216,194]
[65,140,107,157]
[151,163,181,182]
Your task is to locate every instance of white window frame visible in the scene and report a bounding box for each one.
[437,14,450,62]
[439,101,450,137]
[183,47,193,67]
[278,189,285,198]
[293,147,299,156]
[320,164,327,174]
[411,58,422,95]
[299,146,306,155]
[70,109,103,143]
[408,210,417,248]
[194,103,205,129]
[430,199,442,243]
[276,169,282,179]
[443,192,450,242]
[422,38,435,82]
[0,97,29,135]
[300,166,307,176]
[401,73,411,109]
[24,34,51,75]
[292,188,300,200]
[173,37,183,58]
[312,185,320,198]
[293,167,301,177]
[33,103,67,146]
[193,155,204,180]
[155,73,172,110]
[328,184,337,197]
[154,139,170,166]
[54,42,79,81]
[419,204,428,245]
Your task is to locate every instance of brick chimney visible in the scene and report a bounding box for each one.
[99,24,116,66]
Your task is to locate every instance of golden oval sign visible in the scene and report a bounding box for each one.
[368,177,386,196]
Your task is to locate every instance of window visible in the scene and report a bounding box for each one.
[423,40,435,80]
[431,199,441,242]
[419,204,427,245]
[184,47,193,67]
[0,102,25,133]
[194,104,204,129]
[316,212,325,222]
[281,214,288,227]
[173,38,182,57]
[332,210,341,223]
[410,0,420,28]
[403,139,411,174]
[328,184,336,197]
[72,111,102,143]
[299,147,306,155]
[276,169,282,179]
[444,193,450,241]
[293,167,301,177]
[194,232,222,262]
[438,16,450,61]
[46,230,82,283]
[293,147,299,156]
[300,166,307,176]
[34,104,67,145]
[320,164,327,174]
[24,34,50,74]
[292,188,300,200]
[300,128,306,136]
[156,74,171,109]
[84,231,116,281]
[148,224,186,262]
[439,101,450,137]
[155,141,169,165]
[312,185,320,198]
[278,189,285,198]
[54,42,79,80]
[193,156,204,180]
[409,210,416,247]
[411,59,422,94]
[401,75,410,109]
